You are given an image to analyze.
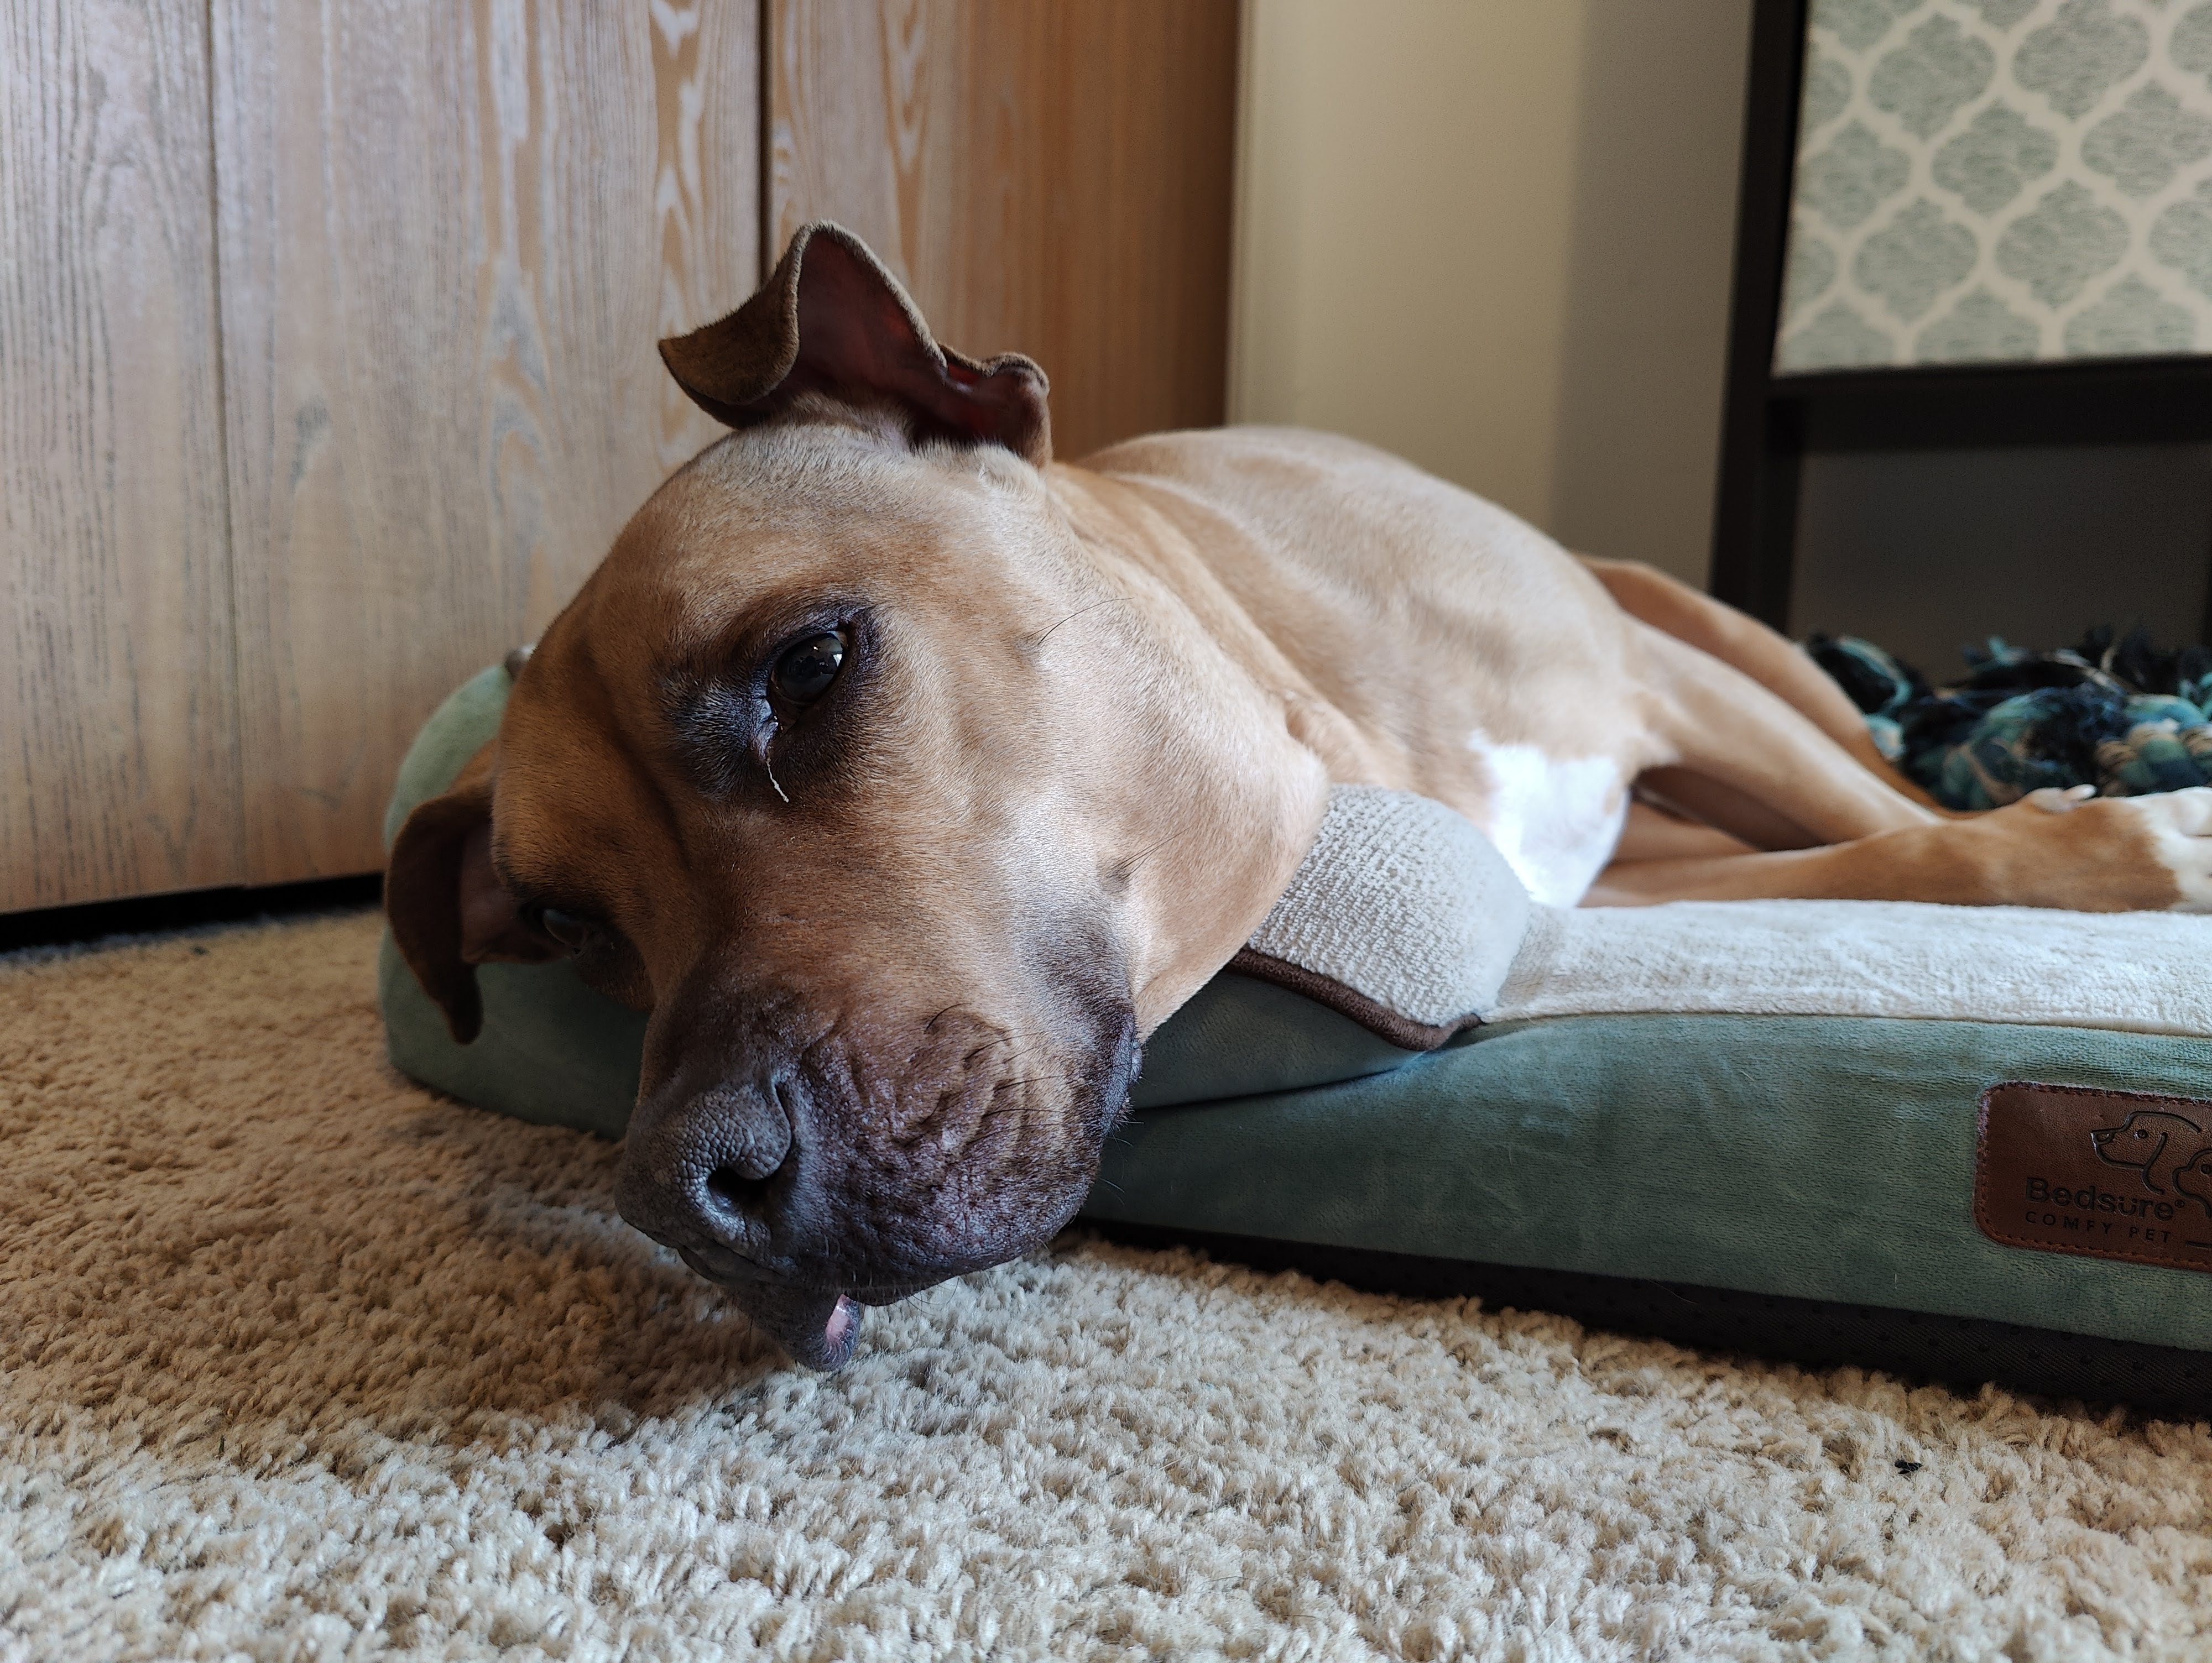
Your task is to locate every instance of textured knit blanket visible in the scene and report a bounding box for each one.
[1812,626,2212,810]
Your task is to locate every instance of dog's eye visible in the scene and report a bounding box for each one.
[770,630,846,705]
[529,906,592,954]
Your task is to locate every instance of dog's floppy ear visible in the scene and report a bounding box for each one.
[659,221,1051,465]
[386,743,561,1044]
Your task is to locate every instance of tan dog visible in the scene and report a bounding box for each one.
[389,223,2212,1368]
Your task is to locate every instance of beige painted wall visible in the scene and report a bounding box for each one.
[1230,0,1754,586]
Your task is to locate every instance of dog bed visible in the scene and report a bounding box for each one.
[381,665,2212,1408]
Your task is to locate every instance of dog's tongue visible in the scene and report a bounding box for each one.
[674,1247,863,1369]
[743,1283,862,1371]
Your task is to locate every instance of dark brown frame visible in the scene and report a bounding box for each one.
[1708,0,2212,640]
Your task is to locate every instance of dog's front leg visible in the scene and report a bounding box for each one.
[1588,786,2212,912]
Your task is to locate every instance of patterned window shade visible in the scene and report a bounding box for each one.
[1775,0,2212,373]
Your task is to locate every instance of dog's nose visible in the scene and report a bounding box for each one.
[691,1078,797,1238]
[615,1072,801,1264]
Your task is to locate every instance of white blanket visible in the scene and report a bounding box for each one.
[1496,900,2212,1038]
[1249,787,2212,1041]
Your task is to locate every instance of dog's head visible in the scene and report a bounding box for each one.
[388,226,1323,1368]
[2173,1147,2212,1217]
[2090,1110,2201,1180]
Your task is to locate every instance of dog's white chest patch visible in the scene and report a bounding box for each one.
[1465,731,1627,907]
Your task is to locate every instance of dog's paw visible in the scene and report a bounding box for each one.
[2114,787,2212,911]
[2022,783,2098,812]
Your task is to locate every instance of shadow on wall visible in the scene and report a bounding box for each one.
[1790,444,2212,676]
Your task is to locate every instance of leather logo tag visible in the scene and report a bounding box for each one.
[1976,1081,2212,1273]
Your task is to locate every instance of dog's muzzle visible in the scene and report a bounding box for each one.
[617,1006,1140,1371]
[615,1067,884,1369]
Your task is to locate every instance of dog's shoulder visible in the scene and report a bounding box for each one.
[1083,423,1421,489]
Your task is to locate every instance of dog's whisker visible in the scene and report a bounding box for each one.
[1026,596,1127,653]
[1118,828,1187,875]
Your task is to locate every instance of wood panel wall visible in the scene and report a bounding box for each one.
[770,0,1240,463]
[2,1,241,911]
[4,0,1239,912]
[211,0,758,883]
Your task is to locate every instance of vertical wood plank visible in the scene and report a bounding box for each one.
[213,0,759,885]
[0,1,242,911]
[769,0,1240,464]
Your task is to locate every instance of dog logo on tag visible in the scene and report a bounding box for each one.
[2177,1149,2212,1217]
[2092,1110,2212,1216]
[1978,1082,2212,1272]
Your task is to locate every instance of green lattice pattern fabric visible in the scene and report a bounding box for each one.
[1778,0,2212,370]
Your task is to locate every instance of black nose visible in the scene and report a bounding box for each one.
[615,1073,800,1266]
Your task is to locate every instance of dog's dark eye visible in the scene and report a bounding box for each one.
[531,906,592,954]
[770,630,846,705]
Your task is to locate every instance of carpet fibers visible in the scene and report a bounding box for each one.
[5,913,2212,1660]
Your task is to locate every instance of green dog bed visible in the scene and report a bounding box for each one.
[382,666,2212,1410]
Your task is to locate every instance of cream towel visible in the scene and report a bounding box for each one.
[1499,898,2212,1036]
[1250,787,2212,1039]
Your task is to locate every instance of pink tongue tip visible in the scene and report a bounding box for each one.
[826,1294,857,1346]
[725,1283,864,1370]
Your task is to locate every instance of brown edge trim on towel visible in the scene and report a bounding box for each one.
[1225,948,1476,1053]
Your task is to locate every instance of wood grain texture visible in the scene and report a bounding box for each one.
[212,0,759,884]
[0,1,242,911]
[770,0,1240,464]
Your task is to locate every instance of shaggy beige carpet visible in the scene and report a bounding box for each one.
[6,914,2212,1660]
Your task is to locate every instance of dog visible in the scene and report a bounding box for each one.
[2174,1148,2212,1220]
[2094,1110,2210,1197]
[389,223,2212,1368]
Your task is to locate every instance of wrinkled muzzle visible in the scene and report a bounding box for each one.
[614,991,1140,1369]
